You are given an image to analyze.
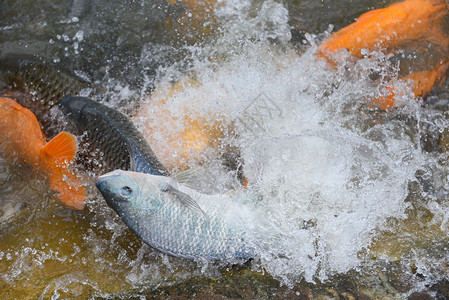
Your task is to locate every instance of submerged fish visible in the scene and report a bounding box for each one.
[59,96,168,175]
[135,79,247,187]
[318,0,449,109]
[0,54,102,109]
[96,169,255,260]
[0,97,85,210]
[318,0,449,59]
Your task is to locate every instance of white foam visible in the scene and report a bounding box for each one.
[136,0,428,286]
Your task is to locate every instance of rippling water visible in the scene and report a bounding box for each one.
[2,0,449,298]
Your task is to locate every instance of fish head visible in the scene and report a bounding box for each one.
[96,170,207,219]
[96,169,162,213]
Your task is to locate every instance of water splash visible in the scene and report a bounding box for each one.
[136,0,431,286]
[3,0,449,296]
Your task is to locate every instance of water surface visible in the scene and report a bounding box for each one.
[1,0,449,298]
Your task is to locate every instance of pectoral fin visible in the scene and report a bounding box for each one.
[160,182,208,218]
[128,146,148,173]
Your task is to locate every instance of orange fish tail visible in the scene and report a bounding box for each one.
[406,59,449,98]
[371,60,449,109]
[40,132,86,210]
[48,169,86,210]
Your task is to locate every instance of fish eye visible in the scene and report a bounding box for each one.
[120,186,133,198]
[158,182,169,192]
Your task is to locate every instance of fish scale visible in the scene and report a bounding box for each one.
[84,117,131,169]
[96,170,254,260]
[60,96,168,176]
[0,55,101,109]
[127,192,239,258]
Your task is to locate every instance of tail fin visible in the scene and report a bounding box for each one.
[406,59,449,98]
[318,0,449,109]
[41,132,86,210]
[371,60,449,109]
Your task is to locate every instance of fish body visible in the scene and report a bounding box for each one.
[318,0,449,59]
[59,96,168,176]
[0,54,101,109]
[318,0,449,109]
[0,97,85,209]
[96,169,254,260]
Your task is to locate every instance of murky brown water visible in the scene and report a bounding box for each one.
[2,0,449,298]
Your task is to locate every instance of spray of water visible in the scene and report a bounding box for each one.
[133,0,434,287]
[4,0,449,296]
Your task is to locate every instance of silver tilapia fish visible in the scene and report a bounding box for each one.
[96,169,256,260]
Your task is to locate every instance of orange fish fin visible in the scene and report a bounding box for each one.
[371,86,396,110]
[41,132,86,210]
[406,59,449,98]
[48,169,86,210]
[41,132,78,164]
[242,177,249,188]
[370,60,449,109]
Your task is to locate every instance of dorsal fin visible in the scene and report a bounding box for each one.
[171,167,203,187]
[41,132,77,164]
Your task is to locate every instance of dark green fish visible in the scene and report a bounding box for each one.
[60,96,168,176]
[0,54,102,109]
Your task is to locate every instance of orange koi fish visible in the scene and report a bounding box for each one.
[135,80,225,172]
[318,0,449,109]
[0,97,85,210]
[141,0,449,168]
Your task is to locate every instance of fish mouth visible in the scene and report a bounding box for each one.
[95,170,129,211]
[95,170,121,187]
